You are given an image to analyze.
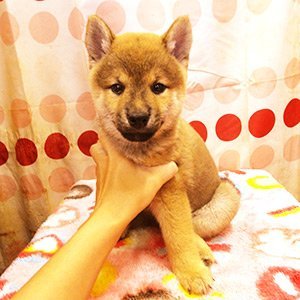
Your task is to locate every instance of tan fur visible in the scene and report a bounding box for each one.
[85,15,240,295]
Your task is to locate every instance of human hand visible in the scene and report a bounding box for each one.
[90,135,178,222]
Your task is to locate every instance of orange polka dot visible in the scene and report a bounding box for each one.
[213,77,240,104]
[173,0,201,26]
[11,99,31,128]
[0,11,19,46]
[247,0,272,14]
[185,83,204,110]
[20,174,46,200]
[39,95,66,123]
[96,0,126,34]
[49,168,75,193]
[0,105,4,124]
[83,165,96,180]
[137,0,165,31]
[249,67,277,98]
[284,57,300,89]
[68,8,84,40]
[0,175,17,202]
[250,145,274,168]
[29,12,59,44]
[283,135,300,161]
[212,0,237,23]
[219,150,240,171]
[76,92,96,120]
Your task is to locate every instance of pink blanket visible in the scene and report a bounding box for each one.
[1,170,299,299]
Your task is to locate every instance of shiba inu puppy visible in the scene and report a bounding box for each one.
[85,16,240,295]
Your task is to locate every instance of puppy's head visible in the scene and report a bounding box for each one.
[85,16,192,143]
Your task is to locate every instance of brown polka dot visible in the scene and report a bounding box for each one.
[123,289,173,300]
[0,175,17,201]
[96,0,126,33]
[29,12,59,44]
[250,145,274,168]
[83,165,96,180]
[65,184,93,199]
[247,0,272,14]
[212,0,237,23]
[49,168,75,193]
[284,57,300,89]
[219,150,240,171]
[249,67,277,98]
[76,92,96,120]
[68,7,84,40]
[213,77,240,103]
[11,99,31,128]
[0,12,19,45]
[20,174,46,200]
[39,95,66,123]
[185,83,204,110]
[283,135,300,161]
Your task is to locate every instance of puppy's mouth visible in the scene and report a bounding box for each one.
[119,128,157,142]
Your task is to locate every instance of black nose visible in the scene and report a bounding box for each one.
[127,113,150,129]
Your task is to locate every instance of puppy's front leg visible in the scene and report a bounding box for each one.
[150,176,213,295]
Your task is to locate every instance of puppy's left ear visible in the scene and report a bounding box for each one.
[85,15,115,68]
[162,16,192,68]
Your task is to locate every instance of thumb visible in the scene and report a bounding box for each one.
[152,161,178,185]
[90,142,107,165]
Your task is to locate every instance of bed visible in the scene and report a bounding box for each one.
[0,169,299,299]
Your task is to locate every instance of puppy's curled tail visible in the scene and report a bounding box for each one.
[192,179,240,239]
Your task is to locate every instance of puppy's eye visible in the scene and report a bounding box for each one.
[110,83,125,95]
[151,83,167,95]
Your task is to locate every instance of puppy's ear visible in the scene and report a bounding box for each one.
[85,15,115,68]
[162,16,192,68]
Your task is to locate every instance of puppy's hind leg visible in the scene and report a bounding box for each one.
[192,179,240,239]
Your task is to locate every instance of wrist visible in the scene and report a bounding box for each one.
[90,201,132,230]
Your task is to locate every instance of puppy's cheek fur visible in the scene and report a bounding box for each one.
[95,93,121,138]
[160,90,184,129]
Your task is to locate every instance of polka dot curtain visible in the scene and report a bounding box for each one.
[0,0,299,273]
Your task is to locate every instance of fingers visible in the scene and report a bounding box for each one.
[90,142,107,164]
[151,161,178,185]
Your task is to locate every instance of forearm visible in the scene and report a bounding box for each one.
[13,208,128,300]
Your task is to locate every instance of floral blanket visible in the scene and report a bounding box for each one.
[0,169,299,299]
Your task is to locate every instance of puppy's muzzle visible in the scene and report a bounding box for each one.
[126,112,150,129]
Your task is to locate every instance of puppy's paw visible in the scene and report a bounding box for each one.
[175,261,213,295]
[194,234,215,266]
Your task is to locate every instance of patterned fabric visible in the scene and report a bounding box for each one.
[0,0,299,272]
[0,170,299,299]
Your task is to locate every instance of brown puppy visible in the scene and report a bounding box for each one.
[85,16,240,295]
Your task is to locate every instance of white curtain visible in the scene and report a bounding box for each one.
[0,0,299,272]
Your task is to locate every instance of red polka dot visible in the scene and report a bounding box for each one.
[15,138,38,166]
[0,141,8,166]
[216,114,241,141]
[284,98,300,128]
[77,131,98,156]
[189,121,207,141]
[248,109,275,138]
[44,133,70,159]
